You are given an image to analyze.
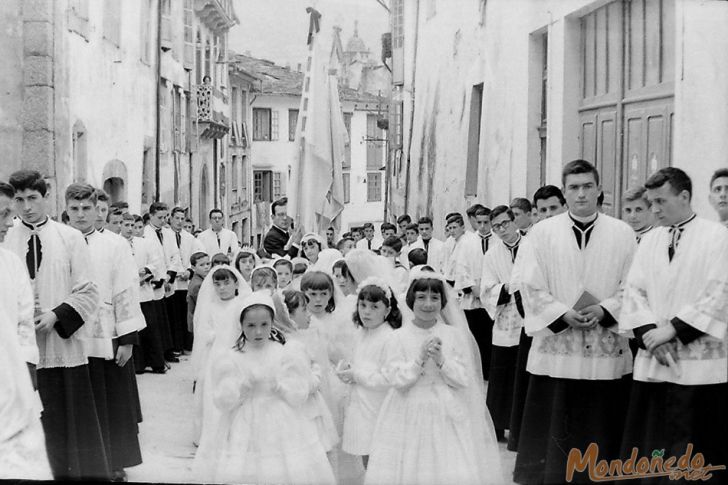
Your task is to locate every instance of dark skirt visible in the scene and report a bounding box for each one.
[486,344,519,431]
[166,290,189,352]
[37,365,110,480]
[619,380,728,485]
[156,298,174,353]
[88,358,143,471]
[127,355,143,423]
[513,374,632,484]
[135,300,166,371]
[464,307,493,379]
[507,328,533,452]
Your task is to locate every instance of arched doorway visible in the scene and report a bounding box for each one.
[101,159,128,203]
[199,164,209,226]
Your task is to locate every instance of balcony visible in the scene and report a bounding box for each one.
[194,0,238,33]
[196,85,229,139]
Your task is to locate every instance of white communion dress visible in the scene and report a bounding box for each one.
[365,319,495,485]
[196,341,335,485]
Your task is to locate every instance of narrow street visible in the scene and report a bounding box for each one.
[125,353,518,484]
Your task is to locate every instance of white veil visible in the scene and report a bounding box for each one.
[407,267,505,484]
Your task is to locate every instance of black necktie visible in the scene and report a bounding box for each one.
[216,233,221,248]
[668,215,695,262]
[175,231,181,248]
[367,239,371,250]
[423,238,430,253]
[481,234,490,254]
[155,227,163,244]
[23,220,47,280]
[507,243,519,262]
[570,216,597,250]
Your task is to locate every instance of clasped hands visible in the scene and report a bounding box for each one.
[562,304,605,330]
[642,324,678,367]
[417,336,444,368]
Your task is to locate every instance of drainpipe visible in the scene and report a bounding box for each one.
[403,0,420,215]
[154,0,162,201]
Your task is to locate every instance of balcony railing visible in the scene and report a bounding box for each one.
[196,84,229,139]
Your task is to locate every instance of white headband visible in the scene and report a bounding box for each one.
[357,276,393,300]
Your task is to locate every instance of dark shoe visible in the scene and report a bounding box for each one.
[165,356,179,363]
[150,367,167,374]
[135,369,146,375]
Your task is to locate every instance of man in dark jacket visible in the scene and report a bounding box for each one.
[263,197,302,258]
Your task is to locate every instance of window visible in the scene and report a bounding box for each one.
[343,112,353,169]
[173,89,182,151]
[390,102,403,150]
[271,110,279,141]
[183,0,194,70]
[367,172,382,202]
[253,171,273,202]
[231,155,238,197]
[103,0,121,47]
[391,0,404,85]
[253,108,271,141]
[366,114,383,170]
[343,172,351,203]
[272,172,283,199]
[288,109,299,141]
[465,83,483,197]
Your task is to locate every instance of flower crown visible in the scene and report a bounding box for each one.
[357,276,393,299]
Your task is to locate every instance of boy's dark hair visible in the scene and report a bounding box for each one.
[64,183,97,204]
[94,188,109,203]
[407,248,428,266]
[405,223,418,232]
[353,284,402,329]
[645,167,692,200]
[362,222,374,230]
[466,204,485,218]
[533,185,566,206]
[121,213,135,222]
[190,251,209,267]
[623,186,650,205]
[380,222,397,233]
[562,159,600,187]
[273,259,293,271]
[510,197,532,213]
[300,271,337,312]
[0,182,14,199]
[292,262,308,276]
[405,277,448,310]
[107,209,123,222]
[110,201,129,210]
[171,206,186,217]
[710,168,728,188]
[382,235,403,253]
[336,237,354,251]
[9,170,48,196]
[209,208,223,219]
[474,206,491,217]
[396,214,412,225]
[149,201,168,214]
[445,213,464,226]
[417,216,433,226]
[489,205,514,222]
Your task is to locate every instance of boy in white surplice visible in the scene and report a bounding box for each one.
[511,160,636,484]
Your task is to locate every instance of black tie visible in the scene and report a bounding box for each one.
[367,239,371,250]
[175,231,181,248]
[570,216,597,250]
[507,244,519,262]
[481,234,490,254]
[668,215,696,262]
[423,238,430,253]
[155,227,163,244]
[22,220,47,280]
[217,233,221,248]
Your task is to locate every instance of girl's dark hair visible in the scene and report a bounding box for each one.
[235,304,278,351]
[282,289,307,314]
[251,267,277,290]
[405,277,448,310]
[292,262,308,276]
[234,251,256,269]
[212,267,238,282]
[353,284,402,329]
[332,260,354,282]
[300,271,336,312]
[211,253,231,266]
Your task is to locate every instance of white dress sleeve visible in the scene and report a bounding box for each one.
[211,352,251,411]
[276,344,316,407]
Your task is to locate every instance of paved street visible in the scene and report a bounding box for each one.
[125,353,518,484]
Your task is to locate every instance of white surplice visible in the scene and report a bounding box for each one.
[197,227,239,258]
[82,230,146,359]
[409,236,446,272]
[620,217,728,385]
[173,229,205,291]
[480,237,524,347]
[446,231,485,311]
[3,219,98,369]
[355,236,383,252]
[127,235,161,303]
[0,247,38,365]
[512,212,635,380]
[143,224,182,300]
